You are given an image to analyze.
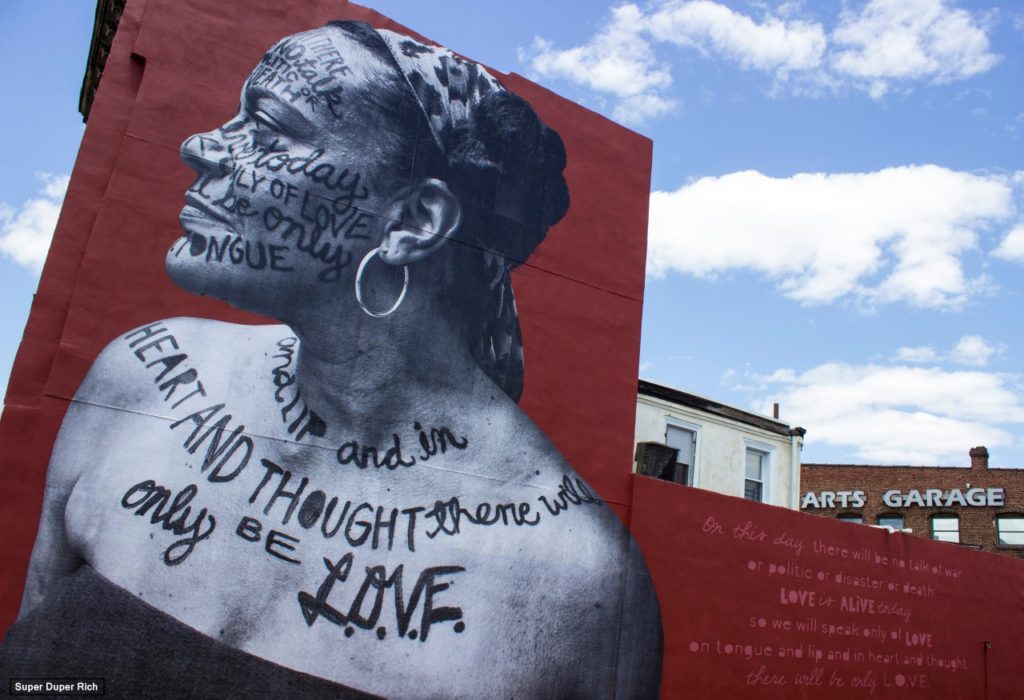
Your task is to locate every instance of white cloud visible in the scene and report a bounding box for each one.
[0,173,69,272]
[612,93,678,123]
[743,362,1024,463]
[894,335,1003,366]
[647,0,826,75]
[894,345,938,363]
[831,0,1000,98]
[648,165,1018,308]
[949,335,1000,366]
[993,223,1024,261]
[520,0,999,121]
[521,4,676,123]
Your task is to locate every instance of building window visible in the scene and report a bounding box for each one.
[996,515,1024,546]
[634,443,680,483]
[930,515,960,543]
[666,423,698,486]
[744,448,766,502]
[838,514,863,525]
[878,514,904,530]
[742,439,775,503]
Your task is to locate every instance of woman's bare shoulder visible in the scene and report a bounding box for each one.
[478,409,664,696]
[108,317,288,363]
[77,318,288,406]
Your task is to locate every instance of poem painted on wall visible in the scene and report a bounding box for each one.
[688,513,972,695]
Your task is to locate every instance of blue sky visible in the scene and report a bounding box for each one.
[2,0,1023,466]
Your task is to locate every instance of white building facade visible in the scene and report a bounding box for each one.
[634,380,805,509]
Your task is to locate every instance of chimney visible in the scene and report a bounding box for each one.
[773,403,780,419]
[969,446,989,469]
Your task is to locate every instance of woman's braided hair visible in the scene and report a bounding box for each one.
[328,21,570,401]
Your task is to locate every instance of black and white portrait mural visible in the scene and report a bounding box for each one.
[3,22,662,698]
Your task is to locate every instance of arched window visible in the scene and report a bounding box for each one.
[930,514,959,543]
[996,514,1024,546]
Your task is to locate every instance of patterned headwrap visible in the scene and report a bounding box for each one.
[374,30,503,157]
[374,28,529,403]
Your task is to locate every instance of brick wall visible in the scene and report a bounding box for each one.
[801,447,1024,559]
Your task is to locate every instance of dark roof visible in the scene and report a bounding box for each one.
[803,463,966,470]
[638,379,801,438]
[803,463,1019,471]
[80,0,127,120]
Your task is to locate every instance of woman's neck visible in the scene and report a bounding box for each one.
[288,313,486,437]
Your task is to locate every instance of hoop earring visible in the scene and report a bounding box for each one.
[355,247,409,318]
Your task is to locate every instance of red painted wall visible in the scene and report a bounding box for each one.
[0,0,649,630]
[633,478,1024,698]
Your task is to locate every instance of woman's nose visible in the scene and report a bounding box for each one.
[180,131,229,176]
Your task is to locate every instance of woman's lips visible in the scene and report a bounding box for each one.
[177,199,243,259]
[179,203,234,235]
[182,194,230,224]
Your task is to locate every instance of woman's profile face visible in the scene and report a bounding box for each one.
[168,28,403,322]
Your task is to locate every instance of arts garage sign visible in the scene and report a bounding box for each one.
[801,488,1006,510]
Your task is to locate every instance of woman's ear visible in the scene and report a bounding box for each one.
[379,179,462,265]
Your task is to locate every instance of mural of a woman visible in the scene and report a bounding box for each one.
[8,21,662,699]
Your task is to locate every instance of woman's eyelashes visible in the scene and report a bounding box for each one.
[251,109,277,129]
[249,115,279,148]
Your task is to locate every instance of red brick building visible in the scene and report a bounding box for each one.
[801,447,1024,559]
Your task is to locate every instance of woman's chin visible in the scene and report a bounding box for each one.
[166,232,231,289]
[164,245,280,321]
[164,239,234,302]
[165,237,203,293]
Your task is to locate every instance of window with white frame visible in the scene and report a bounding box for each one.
[665,422,698,486]
[930,515,960,543]
[743,446,768,502]
[996,515,1024,546]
